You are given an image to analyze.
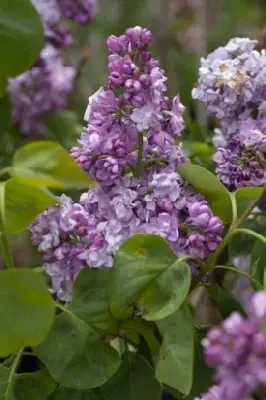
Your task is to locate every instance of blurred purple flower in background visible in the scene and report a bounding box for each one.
[198,291,266,400]
[57,0,97,24]
[8,0,98,136]
[8,46,75,135]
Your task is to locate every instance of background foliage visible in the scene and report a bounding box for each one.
[0,1,266,399]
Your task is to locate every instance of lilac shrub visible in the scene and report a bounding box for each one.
[198,291,266,400]
[192,38,266,189]
[8,0,97,135]
[30,27,224,301]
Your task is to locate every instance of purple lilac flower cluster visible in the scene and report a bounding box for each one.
[8,46,75,135]
[57,0,97,24]
[193,38,266,190]
[32,0,97,28]
[7,0,97,135]
[31,27,224,301]
[198,291,266,400]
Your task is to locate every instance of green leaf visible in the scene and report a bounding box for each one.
[0,365,56,400]
[184,326,214,399]
[0,269,55,357]
[251,240,266,288]
[12,368,56,400]
[235,187,264,216]
[11,141,95,189]
[44,111,83,148]
[0,0,43,80]
[213,265,263,291]
[182,141,214,168]
[178,163,232,223]
[235,187,264,201]
[155,304,194,395]
[120,319,160,356]
[205,283,246,319]
[163,326,214,400]
[101,352,161,400]
[69,268,119,335]
[49,387,104,400]
[0,178,57,235]
[228,220,260,258]
[182,142,213,158]
[34,307,120,390]
[109,234,191,320]
[0,94,11,135]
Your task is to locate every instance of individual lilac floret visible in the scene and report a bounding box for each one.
[8,46,75,135]
[176,194,223,261]
[199,291,266,400]
[57,0,97,24]
[214,128,266,190]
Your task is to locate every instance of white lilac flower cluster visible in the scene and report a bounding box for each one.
[193,38,266,190]
[30,27,224,302]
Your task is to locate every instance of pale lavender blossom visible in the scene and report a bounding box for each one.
[8,46,75,135]
[31,0,61,27]
[199,291,266,400]
[193,37,266,148]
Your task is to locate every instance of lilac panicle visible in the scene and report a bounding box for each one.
[31,27,224,301]
[193,37,266,191]
[8,46,75,135]
[198,291,266,400]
